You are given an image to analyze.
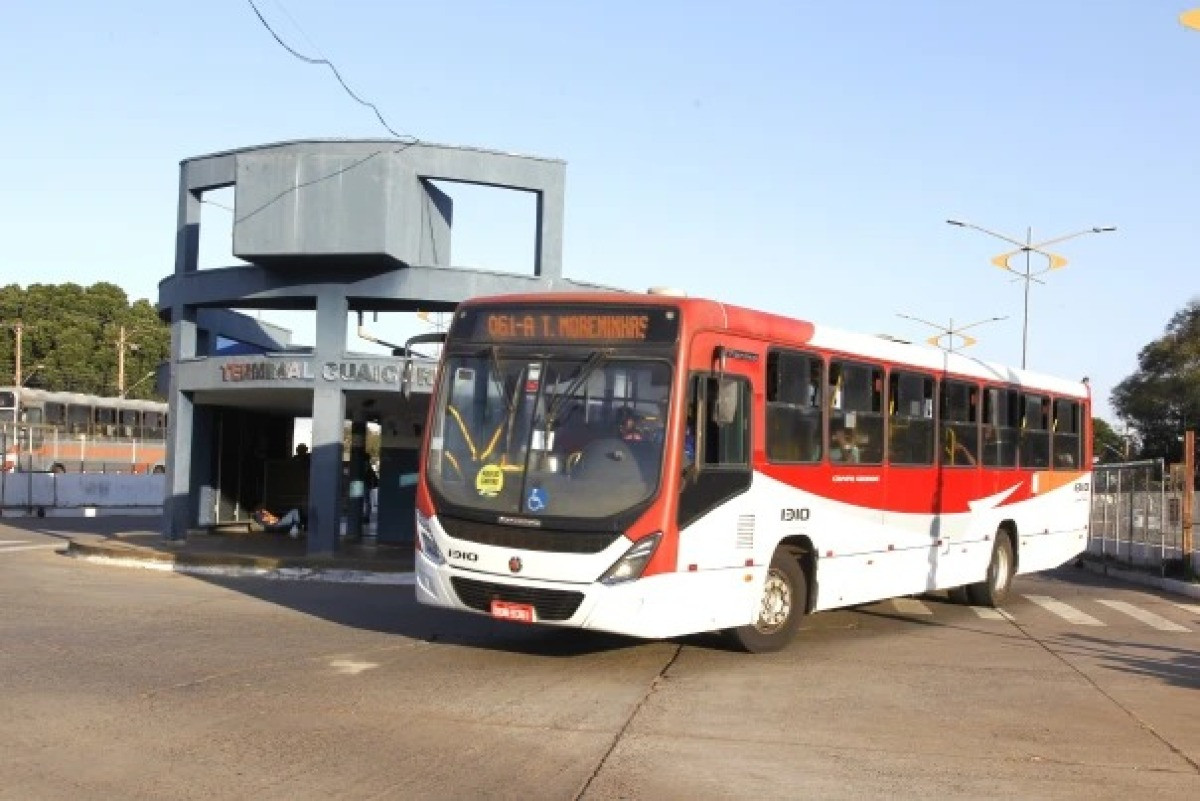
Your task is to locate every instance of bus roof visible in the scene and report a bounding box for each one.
[457,290,1090,399]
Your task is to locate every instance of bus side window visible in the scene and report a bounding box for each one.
[703,375,750,466]
[829,360,884,464]
[765,349,822,463]
[982,388,1019,467]
[940,380,979,467]
[888,370,934,465]
[1052,399,1081,469]
[1019,393,1050,469]
[68,404,92,435]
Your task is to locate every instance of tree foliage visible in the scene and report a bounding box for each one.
[1111,298,1200,462]
[1092,417,1135,464]
[0,282,169,399]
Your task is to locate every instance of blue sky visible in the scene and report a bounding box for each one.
[2,1,1198,423]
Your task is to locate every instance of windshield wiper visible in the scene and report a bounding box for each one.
[487,345,518,420]
[543,350,611,433]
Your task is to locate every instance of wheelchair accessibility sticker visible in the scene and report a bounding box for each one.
[526,487,547,513]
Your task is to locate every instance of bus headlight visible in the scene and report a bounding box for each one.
[416,510,445,566]
[598,533,661,585]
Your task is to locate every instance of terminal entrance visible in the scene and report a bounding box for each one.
[191,388,427,547]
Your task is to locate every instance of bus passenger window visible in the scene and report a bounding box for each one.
[1019,394,1051,468]
[940,381,978,467]
[765,349,822,463]
[982,389,1019,467]
[1052,398,1081,469]
[829,360,883,464]
[888,371,934,465]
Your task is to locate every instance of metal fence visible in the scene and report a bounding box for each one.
[1088,459,1196,576]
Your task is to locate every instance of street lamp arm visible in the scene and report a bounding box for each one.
[1031,226,1117,250]
[896,312,944,331]
[953,315,1008,334]
[945,219,1029,249]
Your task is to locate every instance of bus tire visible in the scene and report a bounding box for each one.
[947,586,971,605]
[966,532,1014,608]
[727,549,806,653]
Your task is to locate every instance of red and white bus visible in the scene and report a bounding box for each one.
[412,290,1092,651]
[0,387,168,474]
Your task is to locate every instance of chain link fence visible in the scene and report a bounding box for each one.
[1088,459,1196,578]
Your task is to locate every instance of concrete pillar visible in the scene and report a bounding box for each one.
[307,294,348,555]
[164,307,198,540]
[164,179,202,541]
[346,415,367,541]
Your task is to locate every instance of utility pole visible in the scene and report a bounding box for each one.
[1184,429,1195,566]
[115,325,142,397]
[13,320,21,387]
[3,319,27,385]
[117,325,127,397]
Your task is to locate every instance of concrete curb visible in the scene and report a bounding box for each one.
[1078,557,1200,600]
[1,507,162,518]
[65,540,416,585]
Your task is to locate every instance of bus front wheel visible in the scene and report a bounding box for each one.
[727,550,806,653]
[966,532,1014,608]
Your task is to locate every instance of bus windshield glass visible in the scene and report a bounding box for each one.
[427,351,673,519]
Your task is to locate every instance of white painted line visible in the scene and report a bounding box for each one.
[891,598,933,615]
[0,539,31,545]
[1022,595,1105,626]
[0,544,63,554]
[1174,603,1200,617]
[1097,600,1190,633]
[971,606,1007,620]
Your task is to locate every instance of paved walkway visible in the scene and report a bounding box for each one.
[53,519,415,583]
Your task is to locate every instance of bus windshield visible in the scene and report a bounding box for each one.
[427,350,673,520]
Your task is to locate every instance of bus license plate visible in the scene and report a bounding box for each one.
[491,600,536,623]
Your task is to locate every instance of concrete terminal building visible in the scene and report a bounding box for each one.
[158,140,607,555]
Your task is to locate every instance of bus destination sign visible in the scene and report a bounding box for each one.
[459,306,679,345]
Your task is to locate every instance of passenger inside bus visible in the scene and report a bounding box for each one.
[830,427,860,463]
[616,407,644,442]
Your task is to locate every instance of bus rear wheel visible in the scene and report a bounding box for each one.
[966,532,1014,608]
[727,550,806,653]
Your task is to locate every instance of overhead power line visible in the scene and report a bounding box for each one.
[245,0,418,144]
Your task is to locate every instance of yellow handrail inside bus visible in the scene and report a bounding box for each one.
[446,405,479,461]
[443,450,463,479]
[477,421,507,463]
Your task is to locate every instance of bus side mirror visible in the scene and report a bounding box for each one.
[401,360,413,400]
[713,378,739,426]
[397,332,447,399]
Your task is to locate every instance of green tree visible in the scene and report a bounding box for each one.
[1092,417,1135,463]
[1111,298,1200,462]
[0,282,169,398]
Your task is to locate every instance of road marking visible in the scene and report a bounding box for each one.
[0,544,62,554]
[891,598,933,615]
[0,540,31,545]
[330,659,378,675]
[971,606,1007,620]
[1097,600,1190,632]
[1022,595,1104,626]
[1174,603,1200,617]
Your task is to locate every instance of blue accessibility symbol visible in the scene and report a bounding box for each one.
[526,487,547,513]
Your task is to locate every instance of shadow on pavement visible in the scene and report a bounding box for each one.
[1049,633,1200,691]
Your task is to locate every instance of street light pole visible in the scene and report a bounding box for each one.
[946,220,1116,369]
[897,313,1007,354]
